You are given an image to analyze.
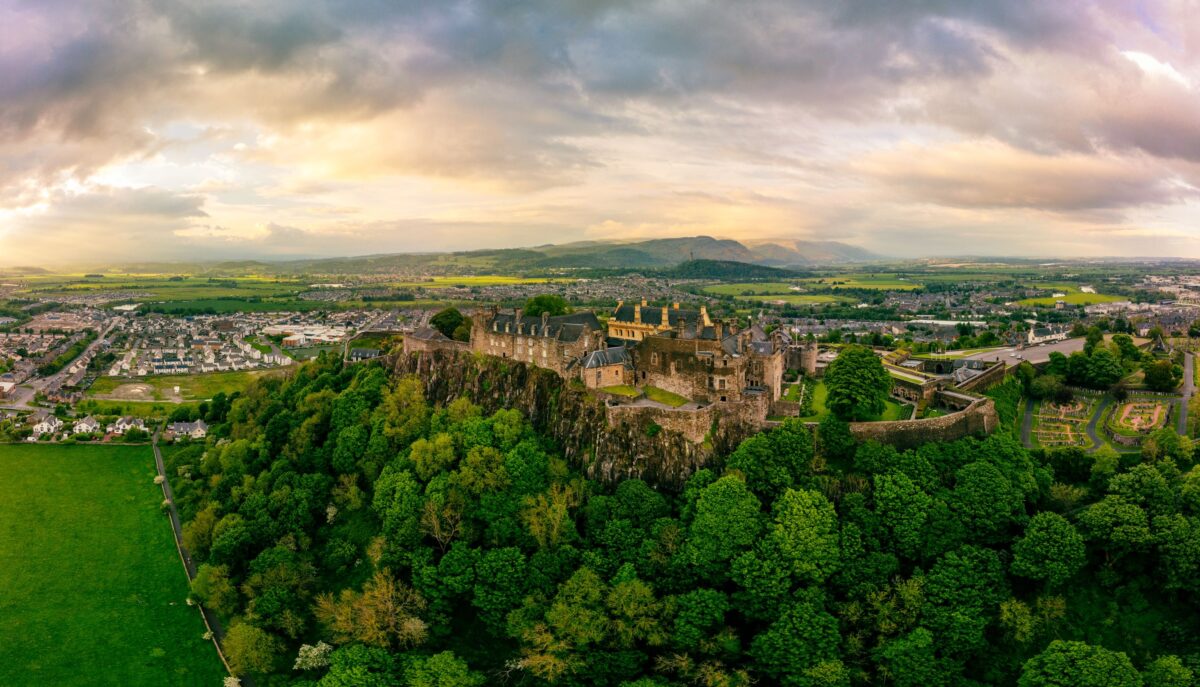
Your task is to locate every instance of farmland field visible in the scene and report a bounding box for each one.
[798,274,923,290]
[0,444,224,686]
[703,282,798,296]
[385,275,571,288]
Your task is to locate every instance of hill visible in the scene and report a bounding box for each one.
[657,259,803,279]
[746,239,881,266]
[267,237,879,275]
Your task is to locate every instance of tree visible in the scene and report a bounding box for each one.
[523,294,570,317]
[686,475,763,577]
[875,628,953,687]
[1142,655,1193,687]
[1018,640,1141,687]
[190,563,239,616]
[817,414,857,461]
[430,308,466,339]
[314,571,428,648]
[1143,360,1177,392]
[749,593,841,685]
[405,651,486,687]
[767,488,841,585]
[223,622,282,675]
[824,345,891,421]
[1085,349,1123,389]
[1011,513,1085,587]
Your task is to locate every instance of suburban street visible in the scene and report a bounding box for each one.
[1,320,118,411]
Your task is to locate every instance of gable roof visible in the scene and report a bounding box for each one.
[488,311,601,342]
[583,346,631,369]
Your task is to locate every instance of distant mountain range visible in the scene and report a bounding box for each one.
[270,236,882,274]
[36,236,880,276]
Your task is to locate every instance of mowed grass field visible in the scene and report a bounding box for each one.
[0,444,224,686]
[1017,283,1126,306]
[89,368,285,401]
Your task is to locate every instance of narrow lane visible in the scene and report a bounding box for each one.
[1177,352,1194,436]
[152,431,252,686]
[1084,397,1112,452]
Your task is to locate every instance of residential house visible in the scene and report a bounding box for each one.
[108,416,146,435]
[73,415,101,434]
[168,419,208,440]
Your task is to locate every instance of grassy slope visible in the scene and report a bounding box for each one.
[0,444,223,686]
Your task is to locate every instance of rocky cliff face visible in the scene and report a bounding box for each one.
[391,349,756,488]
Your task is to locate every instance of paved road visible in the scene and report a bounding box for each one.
[1,320,118,411]
[1085,397,1112,451]
[962,337,1088,369]
[1178,352,1195,435]
[152,431,249,686]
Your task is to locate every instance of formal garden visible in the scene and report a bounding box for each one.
[1105,397,1172,445]
[1032,396,1099,448]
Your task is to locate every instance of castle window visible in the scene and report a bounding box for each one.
[651,353,659,365]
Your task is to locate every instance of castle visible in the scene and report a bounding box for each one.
[407,299,786,408]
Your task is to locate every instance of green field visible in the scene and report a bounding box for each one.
[799,274,923,290]
[600,384,640,397]
[386,275,570,288]
[0,444,224,686]
[88,369,285,401]
[703,282,797,296]
[1017,284,1125,307]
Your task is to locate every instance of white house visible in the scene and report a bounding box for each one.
[73,415,101,434]
[31,413,63,436]
[1027,326,1068,345]
[108,416,146,435]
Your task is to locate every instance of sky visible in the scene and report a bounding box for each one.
[3,0,1200,265]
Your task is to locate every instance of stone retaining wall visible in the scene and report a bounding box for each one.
[834,397,998,450]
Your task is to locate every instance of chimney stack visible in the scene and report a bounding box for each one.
[634,304,642,324]
[641,298,648,306]
[673,302,680,310]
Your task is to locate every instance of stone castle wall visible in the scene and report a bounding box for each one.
[840,397,998,450]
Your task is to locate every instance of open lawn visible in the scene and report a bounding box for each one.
[0,444,224,686]
[798,381,908,421]
[88,368,285,401]
[1017,284,1125,307]
[600,385,640,397]
[644,386,690,407]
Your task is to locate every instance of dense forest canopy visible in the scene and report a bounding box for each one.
[168,355,1200,686]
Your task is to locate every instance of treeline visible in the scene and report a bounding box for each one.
[168,354,1200,686]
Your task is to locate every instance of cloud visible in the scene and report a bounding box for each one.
[5,0,1200,262]
[860,140,1195,212]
